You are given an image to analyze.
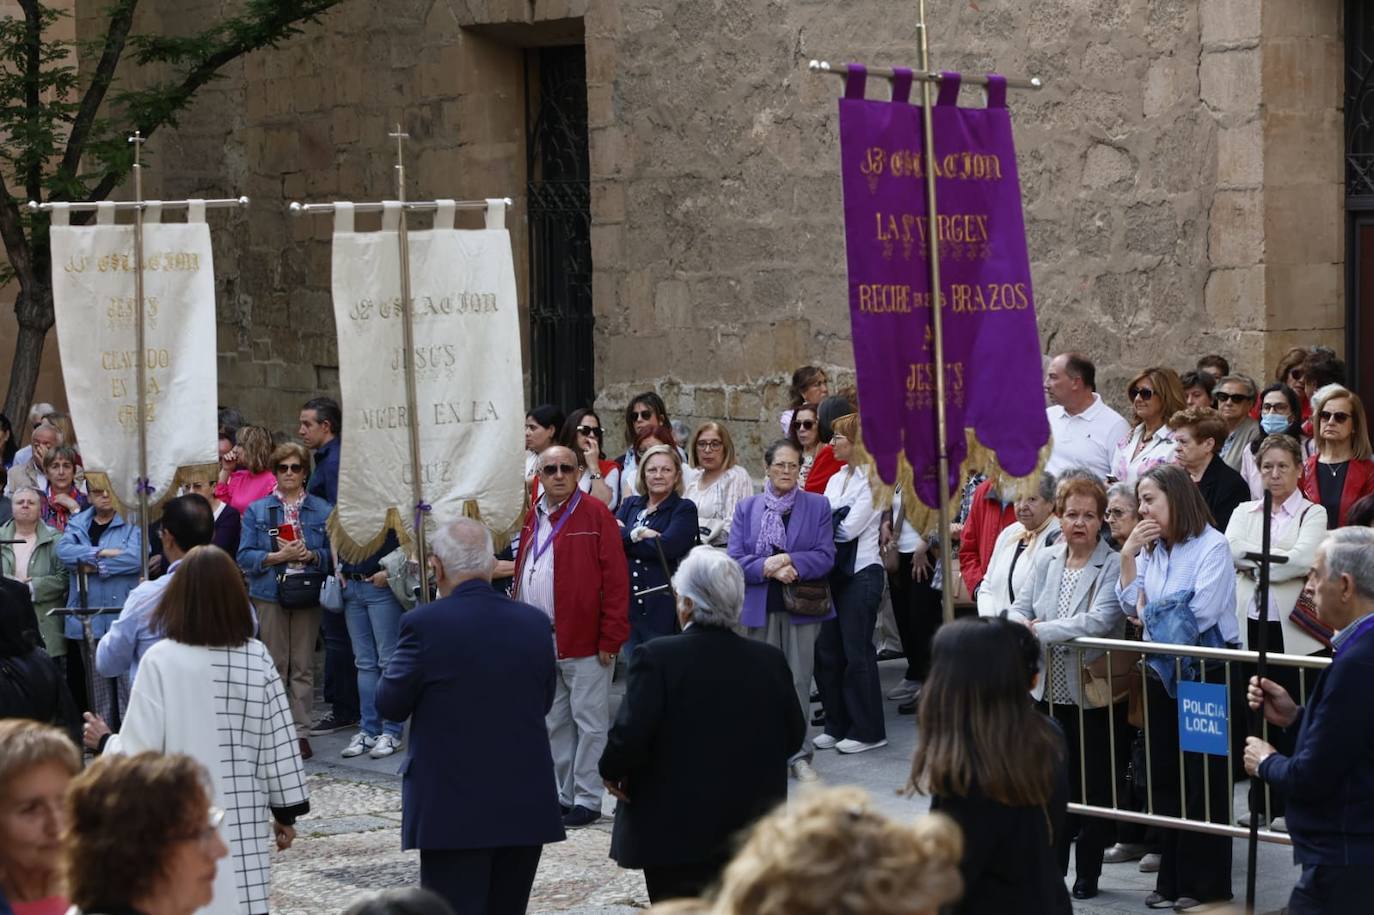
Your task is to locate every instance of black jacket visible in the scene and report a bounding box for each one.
[1198,457,1250,532]
[600,625,804,868]
[0,647,81,743]
[931,729,1072,915]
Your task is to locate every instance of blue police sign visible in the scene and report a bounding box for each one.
[1177,680,1229,756]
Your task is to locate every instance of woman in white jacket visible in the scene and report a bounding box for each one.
[977,472,1062,617]
[84,545,309,915]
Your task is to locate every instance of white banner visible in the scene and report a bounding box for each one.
[49,202,219,511]
[329,200,524,559]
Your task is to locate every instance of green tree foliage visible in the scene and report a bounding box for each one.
[0,0,345,424]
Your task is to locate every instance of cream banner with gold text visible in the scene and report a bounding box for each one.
[328,200,524,560]
[49,202,219,512]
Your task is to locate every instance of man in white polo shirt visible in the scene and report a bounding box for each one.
[1044,352,1130,480]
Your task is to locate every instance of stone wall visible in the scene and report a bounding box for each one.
[30,0,1345,468]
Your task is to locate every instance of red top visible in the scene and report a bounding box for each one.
[804,444,843,495]
[513,491,629,659]
[957,479,1018,594]
[1299,454,1374,528]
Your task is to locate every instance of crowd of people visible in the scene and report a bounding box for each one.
[2,342,1374,914]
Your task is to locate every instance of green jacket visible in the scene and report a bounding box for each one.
[1,520,70,656]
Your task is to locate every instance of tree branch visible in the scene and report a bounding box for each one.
[18,0,45,203]
[56,0,139,191]
[0,170,34,291]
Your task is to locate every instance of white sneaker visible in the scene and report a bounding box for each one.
[836,738,888,754]
[1237,811,1267,828]
[812,733,839,750]
[1102,842,1150,863]
[886,679,921,701]
[369,734,402,759]
[1270,816,1287,833]
[1138,852,1162,873]
[341,733,376,758]
[790,759,820,783]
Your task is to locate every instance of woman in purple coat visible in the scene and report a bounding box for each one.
[728,439,836,782]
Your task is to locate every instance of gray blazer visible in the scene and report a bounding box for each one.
[1007,538,1126,704]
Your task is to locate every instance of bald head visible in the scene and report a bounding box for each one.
[537,445,580,502]
[430,517,495,595]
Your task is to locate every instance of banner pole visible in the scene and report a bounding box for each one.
[915,1,956,624]
[129,132,151,581]
[390,124,430,604]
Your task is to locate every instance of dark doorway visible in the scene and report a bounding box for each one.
[1347,1,1374,401]
[525,45,593,411]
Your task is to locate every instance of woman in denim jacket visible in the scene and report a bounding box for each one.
[238,442,332,756]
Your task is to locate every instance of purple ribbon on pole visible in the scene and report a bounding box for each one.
[838,68,1049,507]
[135,477,155,497]
[413,500,432,537]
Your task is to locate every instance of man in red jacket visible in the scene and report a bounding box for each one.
[514,444,630,829]
[957,477,1018,599]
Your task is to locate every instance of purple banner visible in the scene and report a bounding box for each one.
[839,67,1049,508]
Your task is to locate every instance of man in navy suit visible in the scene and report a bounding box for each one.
[377,518,565,915]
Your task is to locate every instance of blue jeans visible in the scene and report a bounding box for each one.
[343,581,404,739]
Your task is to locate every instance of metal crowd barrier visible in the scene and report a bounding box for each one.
[1049,636,1331,847]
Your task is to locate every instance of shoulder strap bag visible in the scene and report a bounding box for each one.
[272,503,327,610]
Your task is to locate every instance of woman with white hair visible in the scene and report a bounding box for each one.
[976,471,1062,618]
[600,546,805,904]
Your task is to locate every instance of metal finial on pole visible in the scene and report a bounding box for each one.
[914,1,956,624]
[128,130,151,581]
[389,122,430,603]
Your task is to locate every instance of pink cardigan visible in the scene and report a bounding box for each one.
[215,469,276,514]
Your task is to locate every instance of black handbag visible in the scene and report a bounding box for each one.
[271,505,325,610]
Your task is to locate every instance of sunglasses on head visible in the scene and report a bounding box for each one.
[1128,386,1155,401]
[633,409,656,422]
[795,419,817,431]
[1319,410,1352,424]
[541,463,577,477]
[576,424,602,438]
[1214,392,1251,404]
[276,463,305,473]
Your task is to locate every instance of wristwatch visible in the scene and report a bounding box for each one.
[589,471,602,480]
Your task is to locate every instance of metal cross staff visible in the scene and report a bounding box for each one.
[810,0,1043,622]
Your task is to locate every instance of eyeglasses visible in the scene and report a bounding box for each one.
[770,461,801,471]
[1260,402,1291,414]
[276,463,305,473]
[1128,387,1155,401]
[540,463,577,477]
[1287,368,1305,381]
[180,806,225,848]
[1214,392,1252,404]
[1104,508,1132,520]
[633,409,656,422]
[697,440,723,451]
[795,419,817,431]
[576,425,602,438]
[1319,410,1352,424]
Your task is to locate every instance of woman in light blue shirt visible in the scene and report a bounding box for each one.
[1115,464,1236,911]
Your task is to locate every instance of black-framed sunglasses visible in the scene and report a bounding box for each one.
[540,463,577,477]
[576,424,603,439]
[1128,386,1155,401]
[1319,410,1352,424]
[795,419,817,431]
[632,409,656,422]
[1214,392,1252,404]
[276,463,305,473]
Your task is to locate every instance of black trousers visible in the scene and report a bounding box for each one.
[1045,700,1132,881]
[815,565,886,743]
[1144,672,1233,902]
[887,551,941,682]
[420,845,543,915]
[1288,863,1367,914]
[643,856,730,903]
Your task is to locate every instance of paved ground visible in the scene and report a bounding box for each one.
[271,658,1298,914]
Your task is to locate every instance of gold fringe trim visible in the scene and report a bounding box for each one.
[859,427,1053,533]
[82,462,221,523]
[327,495,530,562]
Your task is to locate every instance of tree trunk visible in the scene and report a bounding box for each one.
[3,276,54,428]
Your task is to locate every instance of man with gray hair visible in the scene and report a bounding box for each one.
[377,517,565,915]
[599,546,804,903]
[4,418,61,497]
[1245,527,1374,914]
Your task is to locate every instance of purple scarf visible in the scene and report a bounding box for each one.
[755,480,799,557]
